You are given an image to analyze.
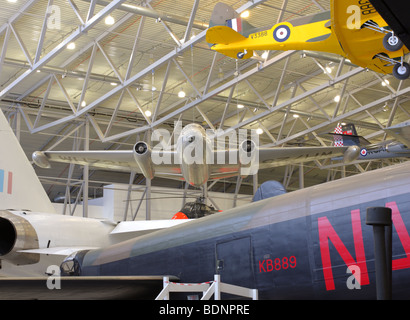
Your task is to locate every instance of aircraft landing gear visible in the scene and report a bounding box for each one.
[361,21,409,80]
[375,54,410,80]
[393,62,410,80]
[383,32,404,52]
[362,21,404,52]
[237,49,248,59]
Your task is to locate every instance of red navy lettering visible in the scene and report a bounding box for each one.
[318,202,410,291]
[386,202,410,270]
[318,209,369,291]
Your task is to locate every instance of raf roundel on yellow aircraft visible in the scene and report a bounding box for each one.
[206,1,410,80]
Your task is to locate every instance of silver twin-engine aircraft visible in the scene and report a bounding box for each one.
[32,122,361,187]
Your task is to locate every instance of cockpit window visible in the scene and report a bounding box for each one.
[181,203,193,213]
[60,250,88,276]
[60,258,81,276]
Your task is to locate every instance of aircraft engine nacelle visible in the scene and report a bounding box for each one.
[32,151,51,169]
[0,210,40,265]
[343,145,360,163]
[133,141,155,180]
[0,210,115,267]
[239,139,259,177]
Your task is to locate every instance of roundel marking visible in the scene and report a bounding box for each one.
[273,25,291,42]
[360,148,368,156]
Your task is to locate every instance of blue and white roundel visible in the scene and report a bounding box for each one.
[360,148,368,156]
[273,25,290,42]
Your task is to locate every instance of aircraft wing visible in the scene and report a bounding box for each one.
[34,146,355,183]
[33,150,183,180]
[330,0,399,75]
[257,145,351,169]
[110,220,192,236]
[384,121,410,146]
[0,276,178,300]
[208,145,354,178]
[17,246,99,256]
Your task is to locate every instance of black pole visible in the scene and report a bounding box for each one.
[366,207,392,300]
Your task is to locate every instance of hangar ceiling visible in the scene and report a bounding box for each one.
[1,0,409,217]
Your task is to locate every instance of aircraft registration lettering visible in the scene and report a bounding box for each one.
[356,0,377,15]
[250,31,268,40]
[258,256,296,273]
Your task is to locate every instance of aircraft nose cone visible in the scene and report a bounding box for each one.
[344,145,360,163]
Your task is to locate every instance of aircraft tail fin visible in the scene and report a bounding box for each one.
[209,3,256,37]
[331,123,370,147]
[0,110,55,213]
[206,3,256,59]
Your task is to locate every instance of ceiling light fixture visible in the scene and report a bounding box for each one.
[237,104,244,109]
[145,110,152,117]
[334,95,341,103]
[67,42,76,50]
[256,128,263,135]
[105,15,115,25]
[240,11,250,18]
[382,103,390,112]
[178,89,186,98]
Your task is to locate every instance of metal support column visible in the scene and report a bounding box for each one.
[366,207,392,300]
[82,117,89,218]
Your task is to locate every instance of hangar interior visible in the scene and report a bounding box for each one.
[1,0,409,221]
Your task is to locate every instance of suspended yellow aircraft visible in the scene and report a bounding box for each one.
[206,1,410,80]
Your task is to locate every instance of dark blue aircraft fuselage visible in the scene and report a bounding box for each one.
[72,162,410,299]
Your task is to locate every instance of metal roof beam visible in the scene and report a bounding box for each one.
[0,0,40,35]
[0,0,128,99]
[80,0,209,30]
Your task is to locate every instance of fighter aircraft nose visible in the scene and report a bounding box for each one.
[344,145,360,163]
